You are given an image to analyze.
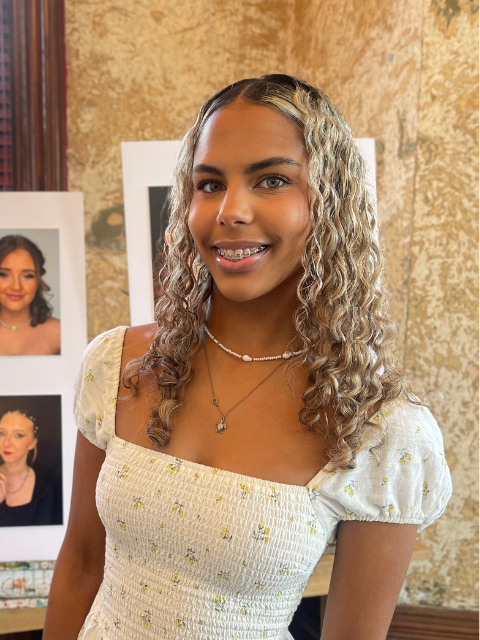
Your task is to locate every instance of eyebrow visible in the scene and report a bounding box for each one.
[0,268,36,273]
[192,156,302,177]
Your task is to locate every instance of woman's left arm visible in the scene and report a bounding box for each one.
[320,520,418,640]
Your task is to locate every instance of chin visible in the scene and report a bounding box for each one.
[214,281,275,303]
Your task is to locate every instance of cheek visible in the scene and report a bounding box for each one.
[25,279,38,298]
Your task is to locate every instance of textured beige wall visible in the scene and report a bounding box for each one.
[65,0,478,611]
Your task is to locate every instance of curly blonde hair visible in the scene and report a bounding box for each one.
[125,74,423,473]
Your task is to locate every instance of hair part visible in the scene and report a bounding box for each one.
[0,235,53,327]
[125,74,425,473]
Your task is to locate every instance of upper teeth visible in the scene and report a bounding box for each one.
[218,246,266,261]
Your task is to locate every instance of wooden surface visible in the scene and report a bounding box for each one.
[0,541,432,633]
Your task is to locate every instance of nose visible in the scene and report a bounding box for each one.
[10,275,22,291]
[216,181,254,227]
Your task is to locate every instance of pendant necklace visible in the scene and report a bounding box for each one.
[0,317,31,331]
[202,339,285,434]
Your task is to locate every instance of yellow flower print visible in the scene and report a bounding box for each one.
[133,497,145,510]
[213,595,227,612]
[185,548,198,564]
[120,584,126,598]
[194,584,199,590]
[217,570,229,580]
[114,616,121,630]
[140,580,148,593]
[240,482,250,499]
[382,477,389,485]
[343,481,355,497]
[279,563,290,576]
[158,588,162,594]
[175,619,185,629]
[307,513,319,535]
[140,610,152,627]
[194,473,199,481]
[382,503,395,515]
[416,425,422,433]
[422,481,430,500]
[399,449,413,465]
[107,583,113,597]
[355,441,362,452]
[167,458,182,474]
[117,518,126,531]
[172,500,184,516]
[253,522,271,543]
[116,464,130,479]
[112,542,119,558]
[171,572,180,587]
[197,514,202,521]
[96,415,103,427]
[104,360,111,366]
[206,548,210,554]
[269,486,279,502]
[157,489,162,497]
[242,559,247,567]
[149,540,158,553]
[221,527,232,542]
[263,631,268,638]
[212,468,218,474]
[255,582,264,590]
[240,604,248,616]
[149,458,156,464]
[159,523,165,530]
[276,591,282,597]
[307,484,320,501]
[127,555,132,563]
[85,370,94,382]
[329,514,340,527]
[216,496,223,502]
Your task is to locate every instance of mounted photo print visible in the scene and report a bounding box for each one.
[0,192,86,561]
[122,139,377,327]
[0,395,62,528]
[0,228,61,356]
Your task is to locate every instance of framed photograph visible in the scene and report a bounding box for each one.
[0,395,62,528]
[122,139,376,327]
[0,228,61,356]
[0,193,86,561]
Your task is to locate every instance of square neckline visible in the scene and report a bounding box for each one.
[110,325,397,492]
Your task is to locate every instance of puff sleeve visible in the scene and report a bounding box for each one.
[73,326,129,450]
[311,397,453,544]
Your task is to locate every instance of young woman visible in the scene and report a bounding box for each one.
[0,409,55,526]
[44,75,452,640]
[0,234,61,356]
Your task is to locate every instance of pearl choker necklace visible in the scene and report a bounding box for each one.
[203,324,303,362]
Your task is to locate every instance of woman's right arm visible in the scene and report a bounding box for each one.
[43,432,106,639]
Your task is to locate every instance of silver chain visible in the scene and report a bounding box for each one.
[5,467,31,494]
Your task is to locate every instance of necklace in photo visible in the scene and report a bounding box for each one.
[0,317,32,331]
[6,467,31,494]
[202,339,285,433]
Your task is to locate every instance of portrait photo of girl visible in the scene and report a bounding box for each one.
[0,231,61,357]
[0,395,63,528]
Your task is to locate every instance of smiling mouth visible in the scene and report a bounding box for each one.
[217,246,268,261]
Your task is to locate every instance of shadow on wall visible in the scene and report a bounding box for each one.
[87,204,126,252]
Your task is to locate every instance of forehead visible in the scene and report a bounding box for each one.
[194,101,307,166]
[0,248,36,270]
[0,412,34,430]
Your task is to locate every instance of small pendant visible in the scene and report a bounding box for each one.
[11,326,17,331]
[216,419,227,434]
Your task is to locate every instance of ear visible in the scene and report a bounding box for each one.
[29,438,38,451]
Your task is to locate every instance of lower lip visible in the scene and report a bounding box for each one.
[2,452,13,456]
[7,295,23,301]
[214,247,270,273]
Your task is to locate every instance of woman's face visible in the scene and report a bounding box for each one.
[0,249,38,313]
[0,412,37,465]
[188,101,311,303]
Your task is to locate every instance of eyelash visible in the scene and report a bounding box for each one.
[0,272,35,279]
[195,174,291,193]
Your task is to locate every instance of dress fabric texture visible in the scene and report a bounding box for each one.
[74,326,453,640]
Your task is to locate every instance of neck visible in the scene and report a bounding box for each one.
[206,277,302,357]
[0,306,31,328]
[2,458,29,477]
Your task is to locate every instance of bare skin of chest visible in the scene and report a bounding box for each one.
[115,326,329,486]
[0,319,60,356]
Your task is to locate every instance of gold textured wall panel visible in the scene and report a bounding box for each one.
[65,0,478,611]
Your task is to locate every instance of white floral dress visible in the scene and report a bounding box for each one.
[74,326,452,640]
